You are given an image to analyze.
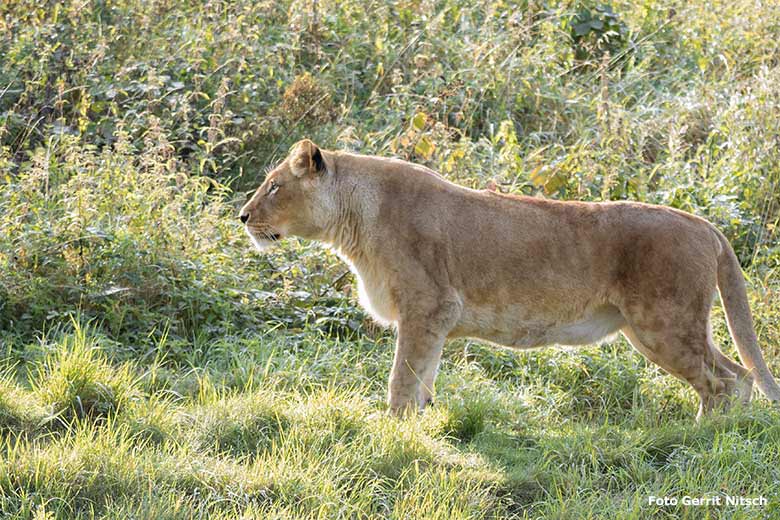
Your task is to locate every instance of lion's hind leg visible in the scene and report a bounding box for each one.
[621,317,743,421]
[709,336,754,405]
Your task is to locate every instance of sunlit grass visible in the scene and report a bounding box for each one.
[2,322,780,518]
[30,321,139,424]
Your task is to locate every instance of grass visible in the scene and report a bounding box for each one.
[1,0,780,517]
[2,324,780,518]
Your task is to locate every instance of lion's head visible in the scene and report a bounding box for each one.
[239,139,334,251]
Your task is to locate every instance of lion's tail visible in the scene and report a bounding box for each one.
[716,231,780,401]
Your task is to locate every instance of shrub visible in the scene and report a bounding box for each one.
[280,72,335,125]
[564,3,629,62]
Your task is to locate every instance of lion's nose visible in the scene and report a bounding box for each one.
[239,212,250,224]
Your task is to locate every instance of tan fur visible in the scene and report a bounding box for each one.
[240,140,780,419]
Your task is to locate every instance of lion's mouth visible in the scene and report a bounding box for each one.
[246,225,283,243]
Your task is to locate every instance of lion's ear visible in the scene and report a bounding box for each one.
[290,139,325,177]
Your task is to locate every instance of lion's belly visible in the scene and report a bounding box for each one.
[453,303,626,348]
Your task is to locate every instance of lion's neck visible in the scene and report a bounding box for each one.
[325,209,365,261]
[319,177,373,263]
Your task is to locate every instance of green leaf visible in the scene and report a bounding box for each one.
[414,137,434,159]
[544,172,567,194]
[412,112,427,131]
[529,165,546,186]
[574,22,592,36]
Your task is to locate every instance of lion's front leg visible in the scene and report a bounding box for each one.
[387,323,446,415]
[387,325,445,415]
[387,297,460,416]
[417,356,440,408]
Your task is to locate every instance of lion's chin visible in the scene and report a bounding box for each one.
[246,229,282,252]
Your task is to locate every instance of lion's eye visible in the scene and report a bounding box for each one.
[268,180,280,195]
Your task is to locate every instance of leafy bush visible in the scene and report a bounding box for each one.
[2,0,779,349]
[565,3,629,62]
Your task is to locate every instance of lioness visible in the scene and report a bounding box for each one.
[240,139,780,419]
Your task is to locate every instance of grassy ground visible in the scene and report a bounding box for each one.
[1,0,780,518]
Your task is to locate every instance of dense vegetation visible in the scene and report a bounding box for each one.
[1,0,779,518]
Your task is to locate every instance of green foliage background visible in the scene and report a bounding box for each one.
[1,0,779,518]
